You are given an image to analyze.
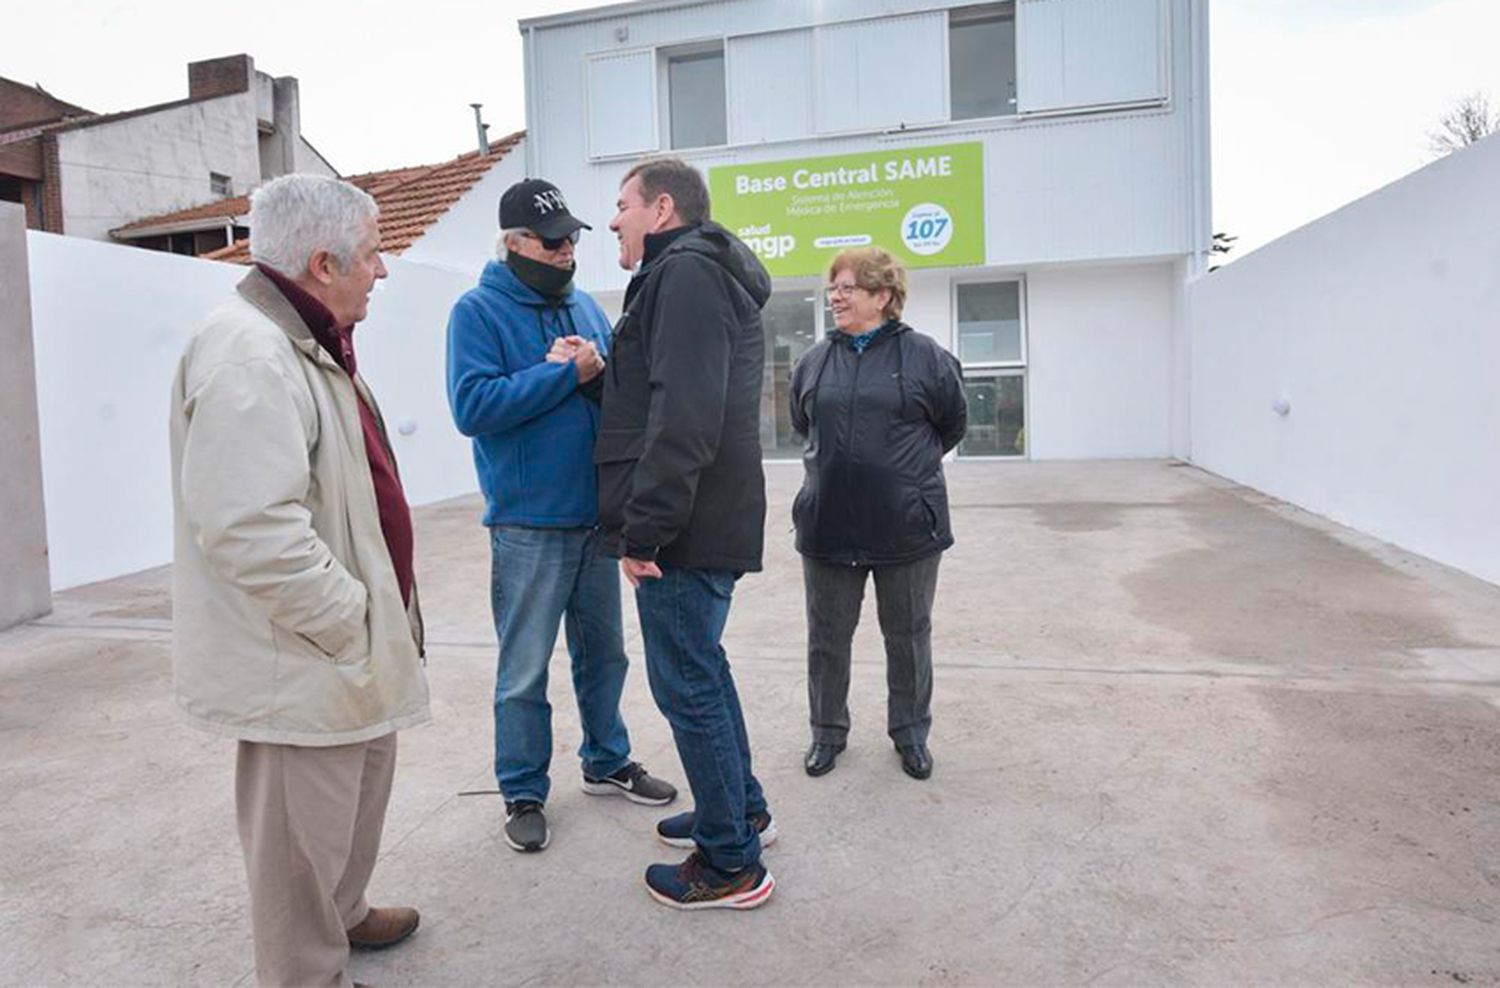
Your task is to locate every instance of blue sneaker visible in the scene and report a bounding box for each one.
[644,851,774,911]
[656,809,777,849]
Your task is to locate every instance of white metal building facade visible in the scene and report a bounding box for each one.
[519,0,1211,460]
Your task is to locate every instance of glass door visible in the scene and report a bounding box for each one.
[759,280,823,458]
[953,279,1026,457]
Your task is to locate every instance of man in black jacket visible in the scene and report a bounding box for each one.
[597,157,776,910]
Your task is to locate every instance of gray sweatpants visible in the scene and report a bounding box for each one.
[802,553,941,748]
[235,732,397,988]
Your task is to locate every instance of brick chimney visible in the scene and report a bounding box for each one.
[188,55,255,100]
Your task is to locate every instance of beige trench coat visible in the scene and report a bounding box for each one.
[169,268,430,746]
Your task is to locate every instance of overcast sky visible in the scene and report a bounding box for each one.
[4,0,1498,261]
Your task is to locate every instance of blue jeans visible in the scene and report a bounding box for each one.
[635,567,767,872]
[490,526,632,803]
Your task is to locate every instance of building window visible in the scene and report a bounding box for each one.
[949,3,1017,121]
[956,280,1022,364]
[760,282,822,458]
[664,44,727,149]
[210,172,232,196]
[960,371,1025,457]
[955,280,1025,457]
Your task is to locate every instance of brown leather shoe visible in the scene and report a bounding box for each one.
[347,906,420,950]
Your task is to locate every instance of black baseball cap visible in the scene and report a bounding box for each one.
[499,178,592,240]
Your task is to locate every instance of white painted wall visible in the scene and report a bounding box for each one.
[295,137,339,178]
[26,233,480,590]
[58,94,262,241]
[902,267,956,347]
[1028,261,1176,458]
[1169,255,1194,460]
[27,233,242,589]
[353,257,479,508]
[907,263,1178,460]
[400,147,528,276]
[1188,134,1500,586]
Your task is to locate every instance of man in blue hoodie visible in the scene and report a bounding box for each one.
[446,179,677,854]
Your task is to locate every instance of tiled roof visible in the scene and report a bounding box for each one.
[113,195,250,235]
[186,130,525,264]
[348,129,524,253]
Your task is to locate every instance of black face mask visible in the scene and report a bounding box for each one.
[507,251,575,299]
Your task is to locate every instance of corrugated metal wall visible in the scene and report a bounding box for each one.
[813,12,948,132]
[1017,0,1169,112]
[586,50,658,157]
[726,30,814,143]
[525,0,1206,290]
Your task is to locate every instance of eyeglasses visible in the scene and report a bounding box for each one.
[519,229,581,250]
[824,282,867,301]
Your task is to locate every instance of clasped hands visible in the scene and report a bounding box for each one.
[543,335,656,585]
[546,335,604,383]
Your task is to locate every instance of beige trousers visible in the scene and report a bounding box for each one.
[236,732,397,988]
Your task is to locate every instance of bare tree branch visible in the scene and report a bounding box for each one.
[1429,92,1499,157]
[1208,231,1236,272]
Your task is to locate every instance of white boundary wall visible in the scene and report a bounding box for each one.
[1188,134,1500,586]
[26,233,480,590]
[1028,261,1177,459]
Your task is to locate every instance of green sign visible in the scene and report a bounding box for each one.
[709,142,985,278]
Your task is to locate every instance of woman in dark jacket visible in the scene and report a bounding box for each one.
[789,247,966,781]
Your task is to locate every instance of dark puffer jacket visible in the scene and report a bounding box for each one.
[594,221,771,572]
[789,321,967,566]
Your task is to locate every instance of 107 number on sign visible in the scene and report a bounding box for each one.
[900,203,954,256]
[907,216,948,241]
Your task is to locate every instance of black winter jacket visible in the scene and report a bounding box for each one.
[594,222,771,571]
[789,321,967,566]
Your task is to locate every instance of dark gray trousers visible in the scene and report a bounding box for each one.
[802,552,941,748]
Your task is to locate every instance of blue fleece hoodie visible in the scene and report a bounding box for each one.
[446,260,613,527]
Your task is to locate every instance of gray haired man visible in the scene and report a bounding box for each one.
[170,174,429,986]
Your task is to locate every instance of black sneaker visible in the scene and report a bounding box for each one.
[644,851,774,911]
[656,809,778,849]
[503,800,549,852]
[582,761,678,806]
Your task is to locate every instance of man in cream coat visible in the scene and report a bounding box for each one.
[170,174,430,987]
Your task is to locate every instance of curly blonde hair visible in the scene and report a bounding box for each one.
[826,247,907,320]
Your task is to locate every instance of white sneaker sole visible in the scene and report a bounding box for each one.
[646,870,775,911]
[581,778,676,806]
[658,819,779,850]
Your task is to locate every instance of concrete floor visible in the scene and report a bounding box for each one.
[5,460,1500,986]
